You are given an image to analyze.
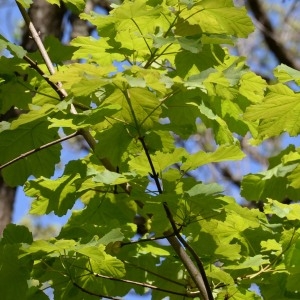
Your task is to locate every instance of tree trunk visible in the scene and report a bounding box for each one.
[0,177,16,235]
[21,0,66,52]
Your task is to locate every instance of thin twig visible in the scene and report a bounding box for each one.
[121,232,173,246]
[15,1,132,193]
[16,2,57,76]
[124,260,187,288]
[23,55,90,111]
[23,55,66,99]
[72,281,121,299]
[0,131,79,170]
[138,136,163,194]
[92,271,193,297]
[68,257,194,297]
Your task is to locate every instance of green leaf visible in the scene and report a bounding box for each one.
[274,64,300,85]
[137,244,171,256]
[129,148,188,176]
[186,182,223,197]
[174,44,225,78]
[180,0,254,37]
[239,72,267,103]
[95,123,134,166]
[181,145,245,172]
[61,0,85,13]
[127,87,162,129]
[0,112,61,186]
[48,104,121,130]
[2,224,33,244]
[92,169,129,185]
[59,193,137,241]
[43,36,78,63]
[50,63,114,96]
[16,0,32,9]
[241,150,300,202]
[261,239,282,255]
[0,244,32,300]
[71,36,124,65]
[244,84,300,140]
[226,255,269,271]
[0,35,27,58]
[24,239,76,257]
[98,228,125,245]
[76,244,125,278]
[25,160,88,216]
[264,199,300,221]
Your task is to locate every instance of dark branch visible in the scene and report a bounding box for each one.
[247,0,300,70]
[138,136,163,194]
[23,55,66,100]
[163,202,214,300]
[137,132,212,299]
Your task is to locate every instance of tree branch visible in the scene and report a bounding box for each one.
[23,55,66,100]
[0,131,79,171]
[138,136,163,194]
[91,271,196,297]
[17,1,59,76]
[15,1,131,192]
[135,131,212,299]
[163,202,214,300]
[246,0,300,70]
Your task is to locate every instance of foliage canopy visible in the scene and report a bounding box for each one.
[1,0,300,299]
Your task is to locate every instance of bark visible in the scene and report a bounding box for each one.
[0,108,25,235]
[21,0,66,52]
[0,177,16,235]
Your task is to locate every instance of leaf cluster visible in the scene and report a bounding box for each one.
[1,0,300,299]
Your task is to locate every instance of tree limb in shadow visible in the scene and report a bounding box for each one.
[246,0,300,70]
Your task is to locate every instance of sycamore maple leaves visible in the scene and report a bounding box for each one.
[1,0,300,299]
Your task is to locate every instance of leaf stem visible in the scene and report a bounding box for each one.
[72,281,121,299]
[144,12,179,69]
[91,271,194,297]
[23,55,67,99]
[138,136,163,194]
[0,131,79,170]
[131,18,152,54]
[124,260,187,287]
[121,232,174,246]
